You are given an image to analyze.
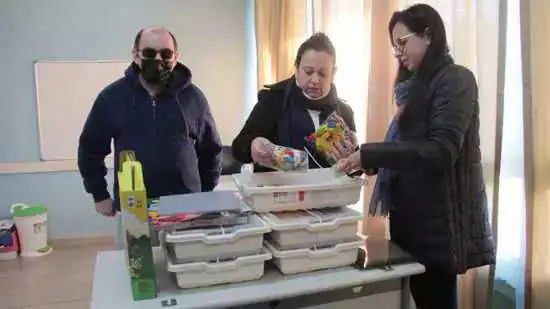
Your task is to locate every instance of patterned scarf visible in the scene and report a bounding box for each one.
[368,79,412,216]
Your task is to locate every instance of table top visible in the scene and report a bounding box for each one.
[91,246,424,309]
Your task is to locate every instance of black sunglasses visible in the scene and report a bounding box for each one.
[140,48,174,60]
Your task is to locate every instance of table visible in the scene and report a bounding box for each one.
[91,241,424,309]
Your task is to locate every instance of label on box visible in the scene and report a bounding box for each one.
[310,189,339,204]
[272,191,306,204]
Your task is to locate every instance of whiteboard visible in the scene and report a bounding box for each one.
[34,61,130,161]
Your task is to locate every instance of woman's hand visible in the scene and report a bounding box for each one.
[336,150,362,174]
[251,137,275,166]
[329,140,355,161]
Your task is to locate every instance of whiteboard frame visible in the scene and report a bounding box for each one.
[33,60,130,162]
[0,158,114,175]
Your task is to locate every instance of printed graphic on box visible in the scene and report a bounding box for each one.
[118,151,157,301]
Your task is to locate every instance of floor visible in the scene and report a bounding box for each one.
[0,240,112,309]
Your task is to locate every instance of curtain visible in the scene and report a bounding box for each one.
[310,0,373,216]
[521,0,550,308]
[253,0,309,90]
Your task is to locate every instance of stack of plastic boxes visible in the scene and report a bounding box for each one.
[157,191,272,289]
[234,168,365,275]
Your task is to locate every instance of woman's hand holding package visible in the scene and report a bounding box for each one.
[336,150,362,174]
[307,113,358,164]
[328,138,357,161]
[251,137,309,171]
[250,137,275,166]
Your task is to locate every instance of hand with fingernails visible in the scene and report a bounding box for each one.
[336,150,362,174]
[250,137,275,166]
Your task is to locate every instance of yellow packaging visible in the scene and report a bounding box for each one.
[118,151,157,301]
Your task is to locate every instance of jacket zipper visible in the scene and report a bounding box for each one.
[151,98,156,137]
[152,98,157,183]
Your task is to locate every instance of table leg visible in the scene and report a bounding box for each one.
[400,277,410,309]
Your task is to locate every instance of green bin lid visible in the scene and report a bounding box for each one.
[11,204,48,217]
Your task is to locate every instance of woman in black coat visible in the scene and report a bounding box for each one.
[337,4,495,309]
[232,33,356,172]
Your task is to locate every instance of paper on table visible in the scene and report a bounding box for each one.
[157,191,242,215]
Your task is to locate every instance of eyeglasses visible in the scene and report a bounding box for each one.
[392,33,415,55]
[139,48,174,60]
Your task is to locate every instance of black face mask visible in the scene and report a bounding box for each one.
[139,58,172,84]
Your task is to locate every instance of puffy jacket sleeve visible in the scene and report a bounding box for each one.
[78,92,112,202]
[231,89,282,163]
[360,65,477,170]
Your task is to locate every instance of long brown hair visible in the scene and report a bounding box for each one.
[388,4,452,134]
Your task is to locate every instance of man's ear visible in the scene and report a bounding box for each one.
[132,49,140,64]
[174,51,180,62]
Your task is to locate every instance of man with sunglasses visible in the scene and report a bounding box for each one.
[78,27,223,235]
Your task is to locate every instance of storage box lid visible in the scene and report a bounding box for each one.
[265,236,363,259]
[233,168,364,194]
[163,214,271,244]
[11,204,47,217]
[261,206,362,231]
[166,247,272,273]
[157,191,241,215]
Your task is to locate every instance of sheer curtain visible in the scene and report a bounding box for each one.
[491,0,527,308]
[253,0,309,90]
[309,0,371,214]
[520,0,550,307]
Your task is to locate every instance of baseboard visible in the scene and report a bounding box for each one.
[49,235,114,249]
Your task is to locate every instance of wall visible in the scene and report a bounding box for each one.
[0,0,255,238]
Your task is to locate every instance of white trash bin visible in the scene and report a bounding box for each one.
[10,203,52,258]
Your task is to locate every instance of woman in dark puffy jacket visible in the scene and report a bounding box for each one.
[337,4,495,309]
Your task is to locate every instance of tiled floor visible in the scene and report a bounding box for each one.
[0,240,112,309]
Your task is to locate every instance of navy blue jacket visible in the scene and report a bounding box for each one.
[78,63,222,210]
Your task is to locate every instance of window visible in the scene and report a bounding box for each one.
[493,0,526,306]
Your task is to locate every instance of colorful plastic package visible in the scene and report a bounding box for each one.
[305,112,357,166]
[271,145,309,172]
[259,143,309,172]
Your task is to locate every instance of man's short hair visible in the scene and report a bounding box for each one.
[133,28,178,51]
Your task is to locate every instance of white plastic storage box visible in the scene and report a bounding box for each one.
[166,248,272,289]
[233,168,364,213]
[164,214,271,263]
[261,206,362,250]
[265,238,363,275]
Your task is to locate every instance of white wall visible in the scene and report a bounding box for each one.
[0,0,255,238]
